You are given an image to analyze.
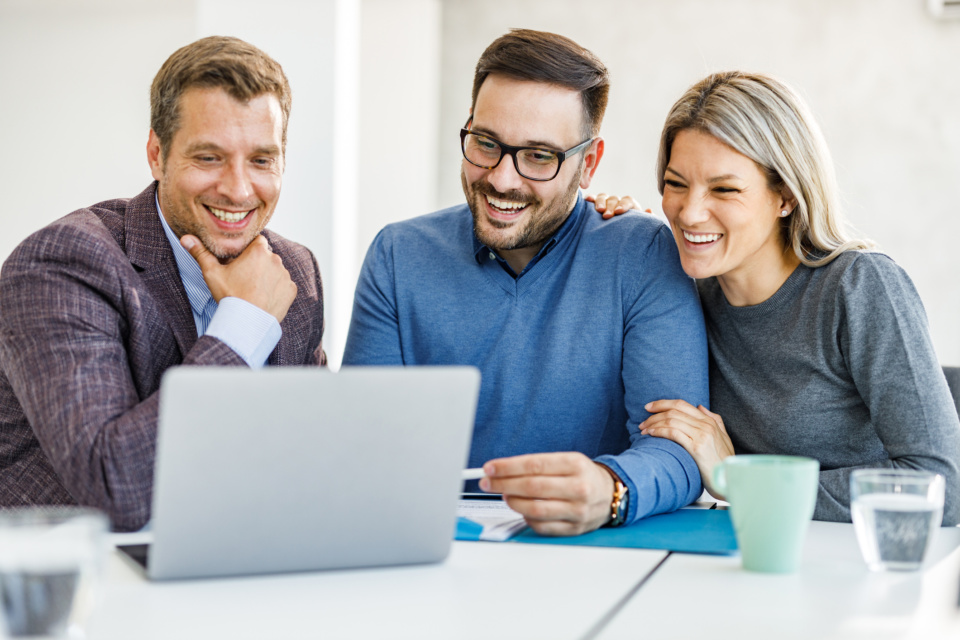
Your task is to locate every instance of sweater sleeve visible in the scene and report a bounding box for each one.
[595,225,710,523]
[820,253,960,524]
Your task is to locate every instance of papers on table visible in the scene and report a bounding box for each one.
[457,499,528,541]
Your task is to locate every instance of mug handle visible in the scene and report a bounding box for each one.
[712,462,728,497]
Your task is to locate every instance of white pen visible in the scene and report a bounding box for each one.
[462,468,487,481]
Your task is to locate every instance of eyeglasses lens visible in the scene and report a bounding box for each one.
[462,133,559,181]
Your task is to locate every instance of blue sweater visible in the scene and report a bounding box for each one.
[343,195,709,524]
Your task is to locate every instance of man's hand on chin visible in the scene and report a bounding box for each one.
[479,452,615,536]
[182,234,297,323]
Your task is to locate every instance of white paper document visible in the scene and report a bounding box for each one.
[457,499,528,541]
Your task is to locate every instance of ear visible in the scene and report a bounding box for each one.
[147,130,164,182]
[578,137,605,190]
[778,186,798,215]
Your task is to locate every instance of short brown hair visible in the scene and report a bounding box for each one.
[471,29,609,138]
[150,36,292,159]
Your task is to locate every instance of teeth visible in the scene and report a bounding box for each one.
[486,195,527,211]
[208,206,251,223]
[683,231,722,244]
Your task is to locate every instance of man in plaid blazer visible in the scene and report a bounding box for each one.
[0,37,325,531]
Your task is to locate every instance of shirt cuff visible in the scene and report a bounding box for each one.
[204,297,282,368]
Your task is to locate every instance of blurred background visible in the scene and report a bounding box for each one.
[2,0,958,368]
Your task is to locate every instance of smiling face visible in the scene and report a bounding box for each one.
[461,74,602,269]
[661,129,797,305]
[147,86,284,263]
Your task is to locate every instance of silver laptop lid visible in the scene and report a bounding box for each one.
[149,366,480,580]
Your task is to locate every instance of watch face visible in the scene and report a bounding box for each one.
[610,481,628,526]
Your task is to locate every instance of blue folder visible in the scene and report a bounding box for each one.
[456,508,738,556]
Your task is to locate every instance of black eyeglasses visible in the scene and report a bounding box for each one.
[460,120,594,182]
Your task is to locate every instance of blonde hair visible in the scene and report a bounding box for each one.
[656,71,872,267]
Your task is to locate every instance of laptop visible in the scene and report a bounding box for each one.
[119,365,480,580]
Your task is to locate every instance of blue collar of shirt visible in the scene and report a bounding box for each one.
[155,193,215,319]
[472,192,585,278]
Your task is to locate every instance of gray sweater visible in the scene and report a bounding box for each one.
[699,251,960,524]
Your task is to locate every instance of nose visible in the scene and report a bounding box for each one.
[673,189,711,227]
[484,151,525,194]
[217,159,254,205]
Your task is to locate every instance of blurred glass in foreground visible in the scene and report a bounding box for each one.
[0,508,108,639]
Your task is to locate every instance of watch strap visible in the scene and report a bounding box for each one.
[597,463,629,528]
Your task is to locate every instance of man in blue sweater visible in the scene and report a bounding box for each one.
[343,29,708,536]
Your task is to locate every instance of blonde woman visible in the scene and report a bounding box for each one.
[636,72,960,524]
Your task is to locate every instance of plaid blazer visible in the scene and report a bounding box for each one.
[0,183,325,531]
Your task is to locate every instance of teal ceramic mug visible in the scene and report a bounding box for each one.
[713,455,820,573]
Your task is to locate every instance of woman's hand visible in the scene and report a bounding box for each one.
[585,193,650,219]
[640,399,735,499]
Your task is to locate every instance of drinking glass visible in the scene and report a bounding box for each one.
[0,508,108,639]
[850,469,944,571]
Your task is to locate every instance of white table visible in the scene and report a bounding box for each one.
[88,521,960,640]
[596,521,960,640]
[90,539,667,640]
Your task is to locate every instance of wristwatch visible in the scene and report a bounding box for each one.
[598,463,629,528]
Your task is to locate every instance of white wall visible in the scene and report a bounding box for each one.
[0,0,194,254]
[437,0,960,365]
[358,0,442,261]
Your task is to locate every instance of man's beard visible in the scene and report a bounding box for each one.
[158,178,265,264]
[462,168,581,252]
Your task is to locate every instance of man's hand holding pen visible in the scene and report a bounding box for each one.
[477,452,615,536]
